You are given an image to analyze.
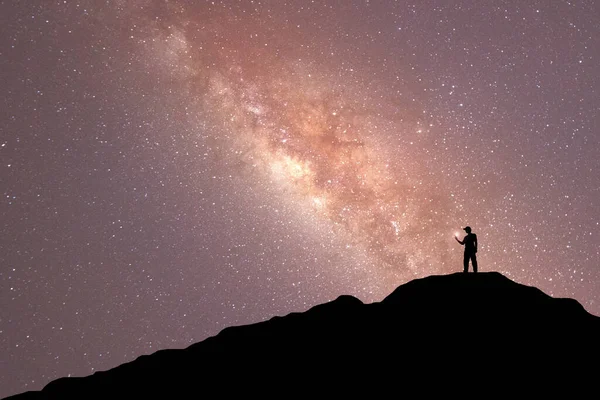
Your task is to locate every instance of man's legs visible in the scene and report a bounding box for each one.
[463,253,469,273]
[471,254,478,273]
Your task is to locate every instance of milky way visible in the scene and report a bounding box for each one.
[1,1,599,397]
[139,3,459,278]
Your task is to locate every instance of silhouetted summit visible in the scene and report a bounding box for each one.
[8,272,600,399]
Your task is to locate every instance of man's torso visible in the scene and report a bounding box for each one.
[464,233,476,253]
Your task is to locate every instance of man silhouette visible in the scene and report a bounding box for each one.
[455,226,478,273]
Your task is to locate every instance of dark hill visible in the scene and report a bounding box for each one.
[7,272,600,399]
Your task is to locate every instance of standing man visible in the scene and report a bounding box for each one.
[455,226,478,273]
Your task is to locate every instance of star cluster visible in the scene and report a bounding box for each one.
[1,1,599,397]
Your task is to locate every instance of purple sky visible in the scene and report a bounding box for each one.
[1,1,599,397]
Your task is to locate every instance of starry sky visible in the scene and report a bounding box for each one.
[1,0,599,397]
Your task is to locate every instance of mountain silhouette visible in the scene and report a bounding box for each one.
[7,272,600,399]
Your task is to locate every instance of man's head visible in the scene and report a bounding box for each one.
[463,226,472,233]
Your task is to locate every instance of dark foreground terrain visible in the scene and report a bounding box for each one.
[8,272,600,398]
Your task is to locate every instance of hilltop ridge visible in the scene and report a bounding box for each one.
[7,272,600,399]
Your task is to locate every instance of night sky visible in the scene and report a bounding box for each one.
[1,0,599,397]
